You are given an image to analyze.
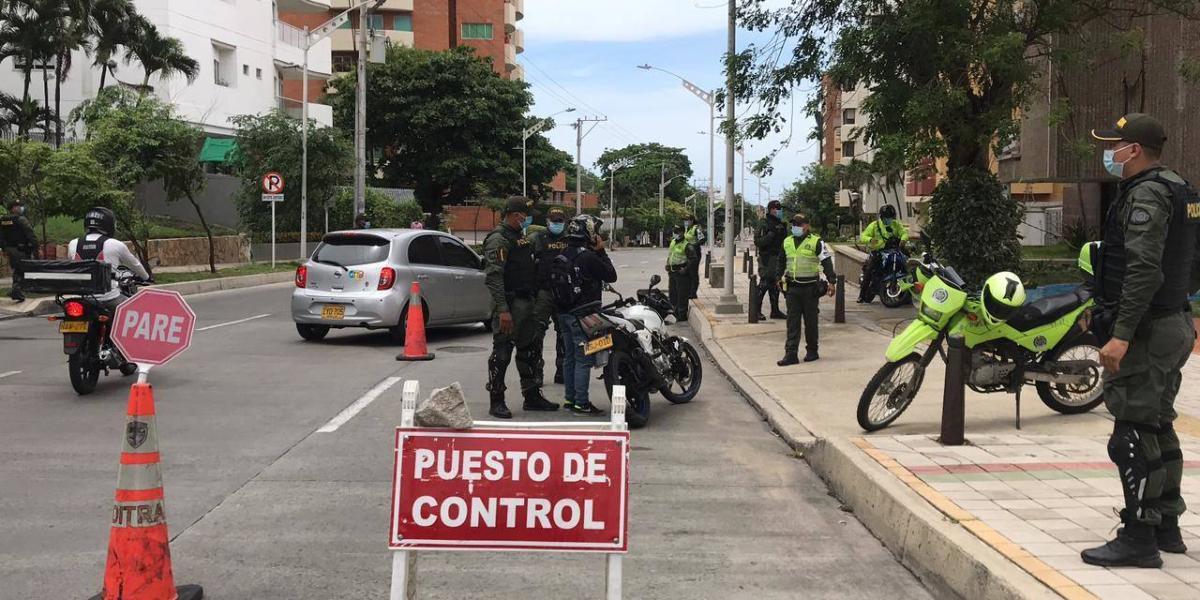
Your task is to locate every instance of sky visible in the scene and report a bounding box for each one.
[519,0,818,207]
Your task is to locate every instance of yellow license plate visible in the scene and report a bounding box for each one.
[321,305,346,320]
[59,321,89,334]
[583,334,613,356]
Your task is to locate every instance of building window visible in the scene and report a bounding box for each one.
[332,53,355,73]
[212,42,236,88]
[843,108,856,125]
[242,64,249,76]
[461,23,493,40]
[394,14,413,32]
[255,67,263,80]
[842,141,857,159]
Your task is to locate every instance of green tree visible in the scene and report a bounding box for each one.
[88,0,138,92]
[230,111,352,237]
[125,15,199,96]
[779,164,852,238]
[328,189,425,231]
[329,46,552,211]
[594,143,694,219]
[0,138,55,244]
[0,1,56,138]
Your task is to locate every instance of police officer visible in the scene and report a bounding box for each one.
[1081,114,1199,568]
[1,199,38,302]
[531,207,570,384]
[666,224,699,321]
[858,204,909,303]
[778,214,836,365]
[482,197,560,418]
[753,200,788,320]
[683,216,704,299]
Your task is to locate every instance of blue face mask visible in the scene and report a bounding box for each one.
[1103,144,1132,178]
[548,221,565,235]
[791,226,805,237]
[773,209,783,219]
[882,218,893,226]
[521,215,533,229]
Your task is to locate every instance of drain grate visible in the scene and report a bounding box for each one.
[436,345,489,354]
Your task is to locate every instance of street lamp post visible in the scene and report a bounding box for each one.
[522,108,575,197]
[658,170,685,246]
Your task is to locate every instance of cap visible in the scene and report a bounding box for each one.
[1091,113,1166,150]
[767,200,782,210]
[503,196,533,215]
[672,224,684,233]
[790,213,809,226]
[546,206,565,221]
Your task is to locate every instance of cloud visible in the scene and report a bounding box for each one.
[522,0,726,43]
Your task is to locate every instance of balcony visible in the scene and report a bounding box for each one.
[508,0,524,20]
[278,0,331,12]
[511,64,524,80]
[278,21,308,49]
[504,43,517,72]
[505,2,516,33]
[278,96,333,127]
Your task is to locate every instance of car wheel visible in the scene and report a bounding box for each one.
[481,318,494,332]
[296,323,330,341]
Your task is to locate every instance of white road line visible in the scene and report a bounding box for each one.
[196,314,271,332]
[0,370,20,380]
[318,376,403,433]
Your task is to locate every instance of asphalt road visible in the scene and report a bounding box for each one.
[0,248,934,599]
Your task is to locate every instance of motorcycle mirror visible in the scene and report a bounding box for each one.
[604,283,617,293]
[650,274,662,288]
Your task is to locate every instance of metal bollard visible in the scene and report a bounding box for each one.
[939,335,968,446]
[742,250,750,273]
[704,252,711,280]
[834,274,846,324]
[748,275,759,324]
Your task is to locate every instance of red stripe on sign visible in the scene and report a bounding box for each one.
[115,488,163,502]
[120,452,160,465]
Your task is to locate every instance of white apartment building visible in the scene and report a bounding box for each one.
[821,82,913,226]
[0,0,334,138]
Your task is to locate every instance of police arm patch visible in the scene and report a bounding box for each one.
[1130,207,1152,225]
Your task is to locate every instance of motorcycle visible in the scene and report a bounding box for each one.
[863,240,912,308]
[856,253,1103,431]
[575,274,704,428]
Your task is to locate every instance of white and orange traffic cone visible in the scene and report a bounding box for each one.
[88,382,202,600]
[396,281,435,362]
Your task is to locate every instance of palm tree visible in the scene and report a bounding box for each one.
[88,0,136,91]
[0,1,55,137]
[125,16,200,100]
[0,92,57,140]
[47,0,93,146]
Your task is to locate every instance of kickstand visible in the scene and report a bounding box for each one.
[1014,386,1022,430]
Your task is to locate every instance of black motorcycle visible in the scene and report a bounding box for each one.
[862,240,912,308]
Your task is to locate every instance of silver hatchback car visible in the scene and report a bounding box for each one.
[291,229,492,342]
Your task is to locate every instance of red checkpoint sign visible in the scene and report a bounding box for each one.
[111,289,197,367]
[390,428,630,553]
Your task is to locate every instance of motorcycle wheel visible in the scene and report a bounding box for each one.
[68,341,100,396]
[857,353,923,431]
[879,280,911,308]
[660,339,703,404]
[604,350,651,429]
[1036,334,1104,414]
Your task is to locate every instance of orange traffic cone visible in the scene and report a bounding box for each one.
[89,383,203,600]
[396,281,435,362]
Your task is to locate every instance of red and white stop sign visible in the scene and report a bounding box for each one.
[111,289,197,367]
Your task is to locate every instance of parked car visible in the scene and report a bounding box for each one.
[291,229,492,342]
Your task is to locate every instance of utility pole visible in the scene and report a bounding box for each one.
[716,0,742,314]
[738,147,746,239]
[573,116,606,214]
[659,163,666,248]
[354,4,369,218]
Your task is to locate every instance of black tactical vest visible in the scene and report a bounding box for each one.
[74,235,110,260]
[534,233,568,286]
[486,227,536,296]
[0,215,15,247]
[1099,167,1200,313]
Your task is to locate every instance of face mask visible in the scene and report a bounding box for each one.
[673,233,683,241]
[548,221,564,235]
[1103,144,1133,178]
[791,226,805,237]
[773,209,783,219]
[684,221,692,228]
[882,218,893,226]
[521,215,533,229]
[16,206,25,215]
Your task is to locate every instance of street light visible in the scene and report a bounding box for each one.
[638,63,715,253]
[522,107,575,196]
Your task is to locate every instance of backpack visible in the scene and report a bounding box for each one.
[548,247,585,311]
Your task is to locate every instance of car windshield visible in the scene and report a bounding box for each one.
[313,234,390,266]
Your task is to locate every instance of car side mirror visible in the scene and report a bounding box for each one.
[650,274,662,288]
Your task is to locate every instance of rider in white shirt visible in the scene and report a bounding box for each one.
[67,207,150,308]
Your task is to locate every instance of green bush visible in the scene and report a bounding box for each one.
[923,168,1022,288]
[328,189,425,230]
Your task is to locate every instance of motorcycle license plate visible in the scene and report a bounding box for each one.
[583,334,613,356]
[59,321,89,334]
[321,304,346,320]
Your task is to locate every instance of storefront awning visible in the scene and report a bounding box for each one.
[199,137,238,164]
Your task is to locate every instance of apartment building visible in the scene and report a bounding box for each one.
[0,0,335,137]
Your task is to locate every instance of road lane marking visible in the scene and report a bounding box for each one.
[0,370,20,380]
[318,376,403,433]
[196,314,271,332]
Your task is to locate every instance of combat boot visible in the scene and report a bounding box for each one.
[489,395,512,419]
[1081,518,1162,568]
[522,390,560,411]
[777,354,799,366]
[1157,516,1188,554]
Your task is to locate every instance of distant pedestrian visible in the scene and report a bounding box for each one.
[551,215,617,414]
[354,213,370,229]
[1,199,38,302]
[410,221,424,230]
[752,199,788,320]
[1081,113,1198,568]
[777,214,836,365]
[665,225,698,321]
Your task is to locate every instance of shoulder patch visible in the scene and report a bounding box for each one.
[1130,207,1152,225]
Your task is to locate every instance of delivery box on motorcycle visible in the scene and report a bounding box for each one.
[16,259,112,296]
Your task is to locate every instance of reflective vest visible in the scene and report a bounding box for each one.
[668,238,689,267]
[684,225,702,245]
[783,234,822,279]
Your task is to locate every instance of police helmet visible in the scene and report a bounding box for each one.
[1078,241,1101,277]
[980,271,1026,326]
[879,205,897,220]
[84,207,116,236]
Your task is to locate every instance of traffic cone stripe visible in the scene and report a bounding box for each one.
[115,487,164,502]
[120,452,161,465]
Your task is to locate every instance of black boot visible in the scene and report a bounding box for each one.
[522,390,560,411]
[768,291,786,319]
[1081,518,1163,568]
[804,350,820,362]
[777,354,799,366]
[769,310,787,319]
[489,395,512,419]
[552,370,564,384]
[1157,516,1188,554]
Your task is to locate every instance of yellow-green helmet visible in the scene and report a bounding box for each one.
[981,271,1026,325]
[1078,241,1101,277]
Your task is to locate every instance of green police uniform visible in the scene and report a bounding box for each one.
[1,209,38,301]
[482,221,543,405]
[530,224,569,384]
[753,212,788,317]
[781,233,836,360]
[666,236,698,320]
[1097,165,1199,529]
[684,223,704,299]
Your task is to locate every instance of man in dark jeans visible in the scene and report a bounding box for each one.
[556,215,618,415]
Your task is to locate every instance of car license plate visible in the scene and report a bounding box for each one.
[321,304,346,320]
[583,334,613,356]
[59,321,89,334]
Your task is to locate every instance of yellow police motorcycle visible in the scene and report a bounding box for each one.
[856,250,1104,431]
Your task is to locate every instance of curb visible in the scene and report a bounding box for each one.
[0,271,293,321]
[688,299,1061,600]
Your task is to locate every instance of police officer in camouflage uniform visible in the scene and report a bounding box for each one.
[482,197,560,419]
[752,200,788,320]
[1,199,38,302]
[530,207,570,385]
[1082,114,1199,568]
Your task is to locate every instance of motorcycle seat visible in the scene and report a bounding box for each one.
[1005,286,1092,332]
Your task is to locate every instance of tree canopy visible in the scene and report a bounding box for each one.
[594,143,695,213]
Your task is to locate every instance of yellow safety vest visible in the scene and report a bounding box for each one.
[783,234,822,279]
[668,238,689,267]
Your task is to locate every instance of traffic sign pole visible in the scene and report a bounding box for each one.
[261,173,286,267]
[271,201,276,268]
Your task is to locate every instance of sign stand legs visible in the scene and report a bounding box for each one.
[389,550,417,600]
[605,554,623,600]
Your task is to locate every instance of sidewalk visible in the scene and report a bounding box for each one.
[688,255,1200,600]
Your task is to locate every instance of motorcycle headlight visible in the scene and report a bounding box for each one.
[920,303,944,323]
